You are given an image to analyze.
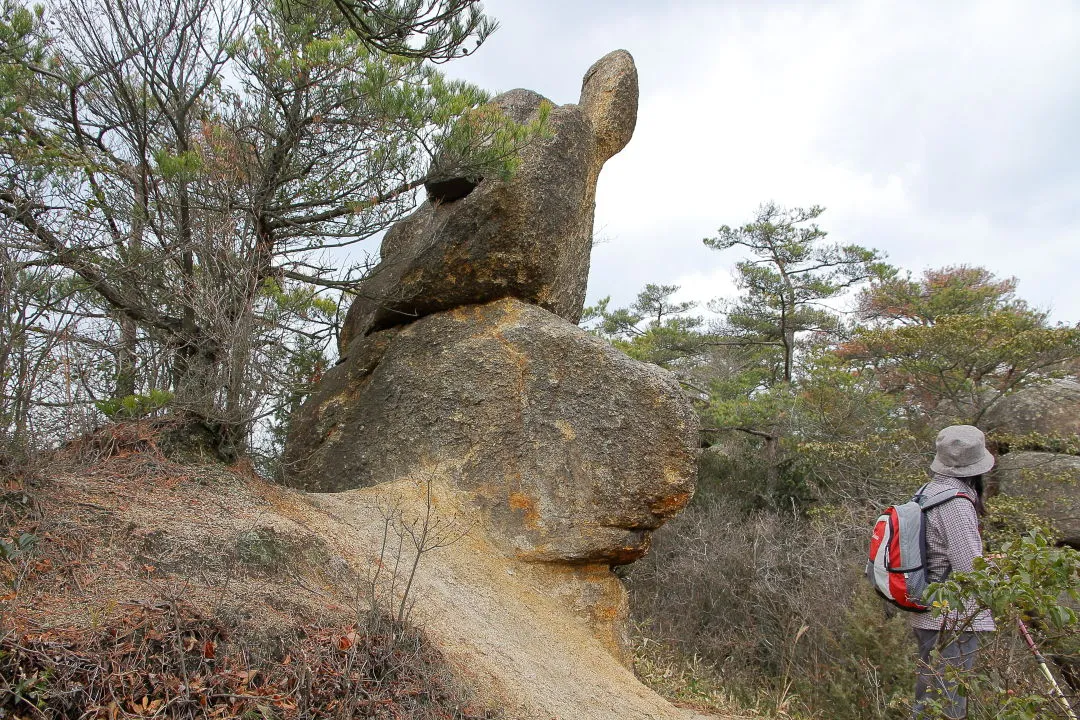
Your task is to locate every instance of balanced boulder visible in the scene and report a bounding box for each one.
[285,298,699,564]
[338,50,639,352]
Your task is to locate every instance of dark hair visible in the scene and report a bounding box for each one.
[958,474,986,516]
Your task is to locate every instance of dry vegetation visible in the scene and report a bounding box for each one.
[0,423,498,720]
[625,440,1080,720]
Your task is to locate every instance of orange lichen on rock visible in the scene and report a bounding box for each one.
[508,491,540,529]
[651,491,692,518]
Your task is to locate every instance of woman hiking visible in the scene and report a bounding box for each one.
[910,424,996,719]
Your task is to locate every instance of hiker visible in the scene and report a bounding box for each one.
[910,424,996,719]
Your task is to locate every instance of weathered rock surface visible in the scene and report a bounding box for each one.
[280,50,707,709]
[992,451,1080,546]
[285,298,699,564]
[338,50,638,351]
[982,379,1080,437]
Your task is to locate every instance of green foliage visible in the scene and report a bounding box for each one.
[923,533,1080,720]
[260,278,338,320]
[152,149,205,181]
[327,0,496,63]
[794,352,909,440]
[699,347,922,510]
[844,310,1080,424]
[581,284,705,368]
[433,90,551,183]
[989,431,1080,456]
[0,0,45,143]
[842,266,1080,427]
[0,0,532,454]
[705,377,791,438]
[982,494,1060,550]
[94,390,174,420]
[0,531,35,562]
[704,202,889,382]
[0,530,37,593]
[929,533,1079,631]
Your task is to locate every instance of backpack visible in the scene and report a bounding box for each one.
[865,484,975,612]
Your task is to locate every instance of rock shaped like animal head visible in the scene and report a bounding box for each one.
[284,52,698,566]
[338,50,639,354]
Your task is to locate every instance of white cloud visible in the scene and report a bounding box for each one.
[440,0,1080,322]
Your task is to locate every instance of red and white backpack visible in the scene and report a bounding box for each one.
[866,484,975,612]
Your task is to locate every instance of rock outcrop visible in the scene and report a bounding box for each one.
[286,298,698,563]
[983,379,1080,548]
[992,452,1080,547]
[286,49,698,566]
[982,379,1080,437]
[338,50,638,350]
[281,50,703,713]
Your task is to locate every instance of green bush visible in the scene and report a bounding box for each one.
[924,532,1080,719]
[94,389,173,420]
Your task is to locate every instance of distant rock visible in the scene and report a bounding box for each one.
[982,379,1080,438]
[285,298,699,564]
[992,451,1080,547]
[338,50,639,352]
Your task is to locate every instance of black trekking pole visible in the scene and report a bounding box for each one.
[1016,617,1077,720]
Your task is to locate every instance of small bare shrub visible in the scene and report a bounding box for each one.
[361,470,469,625]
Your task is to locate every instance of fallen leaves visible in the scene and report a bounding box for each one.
[1,601,500,719]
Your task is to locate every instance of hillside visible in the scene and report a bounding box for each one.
[1,427,722,720]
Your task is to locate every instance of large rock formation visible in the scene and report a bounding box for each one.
[338,50,638,350]
[992,452,1080,547]
[984,379,1080,548]
[286,49,699,570]
[982,379,1080,437]
[286,298,698,563]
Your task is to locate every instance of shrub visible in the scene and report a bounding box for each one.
[925,532,1080,719]
[626,492,919,719]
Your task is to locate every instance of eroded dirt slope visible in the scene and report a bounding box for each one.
[2,444,722,720]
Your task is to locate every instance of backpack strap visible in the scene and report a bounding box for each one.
[915,488,977,586]
[918,489,975,512]
[912,483,930,503]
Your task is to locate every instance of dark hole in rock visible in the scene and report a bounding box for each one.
[425,174,481,203]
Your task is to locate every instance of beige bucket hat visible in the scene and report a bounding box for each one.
[930,425,996,477]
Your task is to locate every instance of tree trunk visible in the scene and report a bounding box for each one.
[114,316,138,399]
[764,432,781,498]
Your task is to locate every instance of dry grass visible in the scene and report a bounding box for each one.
[0,422,499,720]
[624,491,913,720]
[630,622,819,720]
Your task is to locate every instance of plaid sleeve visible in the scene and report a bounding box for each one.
[911,488,995,632]
[934,496,983,575]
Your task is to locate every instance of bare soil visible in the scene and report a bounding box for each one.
[1,433,723,719]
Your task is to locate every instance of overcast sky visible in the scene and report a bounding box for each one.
[442,0,1080,323]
